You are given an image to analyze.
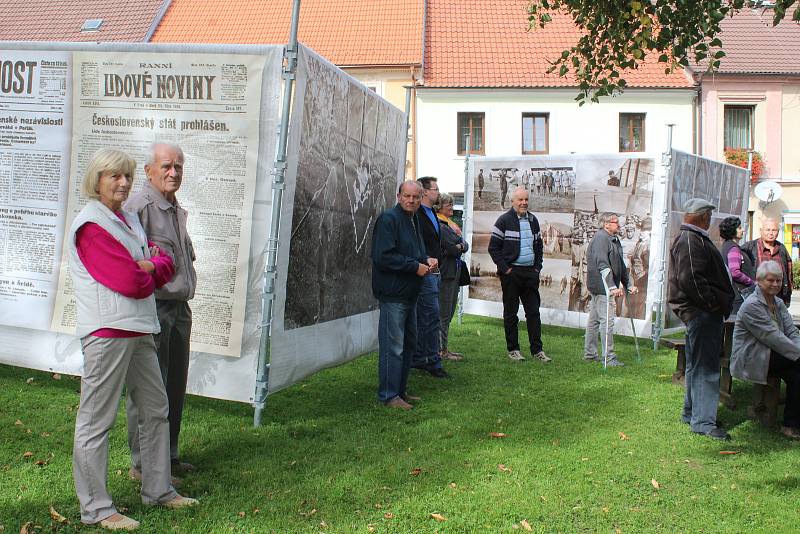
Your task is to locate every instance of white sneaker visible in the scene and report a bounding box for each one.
[533,351,552,363]
[508,350,525,361]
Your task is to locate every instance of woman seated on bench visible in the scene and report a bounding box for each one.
[732,260,800,439]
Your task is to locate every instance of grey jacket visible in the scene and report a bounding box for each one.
[125,181,197,301]
[731,286,800,385]
[586,229,628,296]
[439,220,468,280]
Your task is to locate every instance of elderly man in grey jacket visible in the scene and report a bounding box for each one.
[125,143,198,478]
[583,212,638,367]
[732,260,800,439]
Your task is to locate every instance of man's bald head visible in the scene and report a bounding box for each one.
[760,218,779,244]
[510,186,529,216]
[397,180,422,214]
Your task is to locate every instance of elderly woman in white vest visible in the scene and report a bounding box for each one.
[70,148,197,530]
[731,260,800,440]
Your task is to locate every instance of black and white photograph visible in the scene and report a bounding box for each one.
[670,151,696,212]
[469,155,655,318]
[473,161,576,212]
[284,50,404,329]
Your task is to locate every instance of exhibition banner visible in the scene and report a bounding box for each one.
[465,155,660,334]
[0,42,284,403]
[268,45,406,394]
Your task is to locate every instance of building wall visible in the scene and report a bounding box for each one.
[347,68,416,179]
[415,89,696,193]
[701,76,800,181]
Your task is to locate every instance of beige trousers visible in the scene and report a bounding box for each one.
[73,335,177,524]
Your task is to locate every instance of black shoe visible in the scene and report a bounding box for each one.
[427,367,450,379]
[693,427,731,441]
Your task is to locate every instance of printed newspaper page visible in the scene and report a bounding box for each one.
[51,52,263,357]
[0,50,71,330]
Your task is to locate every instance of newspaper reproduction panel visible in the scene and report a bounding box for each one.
[0,43,284,404]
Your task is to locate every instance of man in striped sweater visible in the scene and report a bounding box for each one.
[488,187,550,363]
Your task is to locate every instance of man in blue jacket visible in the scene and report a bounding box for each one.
[372,181,437,409]
[488,186,550,362]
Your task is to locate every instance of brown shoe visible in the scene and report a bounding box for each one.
[129,467,182,488]
[384,396,413,410]
[441,350,464,361]
[161,494,199,509]
[402,393,421,402]
[98,513,140,531]
[780,426,800,440]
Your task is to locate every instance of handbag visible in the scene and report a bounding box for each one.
[458,259,471,286]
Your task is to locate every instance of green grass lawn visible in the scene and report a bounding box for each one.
[1,315,798,533]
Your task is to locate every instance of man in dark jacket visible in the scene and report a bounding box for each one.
[488,186,550,362]
[372,181,435,409]
[669,198,735,440]
[411,176,449,378]
[583,212,638,367]
[742,218,793,306]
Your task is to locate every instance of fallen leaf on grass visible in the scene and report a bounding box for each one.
[498,464,512,473]
[719,451,739,455]
[410,467,422,476]
[26,378,34,384]
[383,512,394,519]
[448,482,457,489]
[651,479,660,490]
[615,528,623,534]
[238,511,246,518]
[619,432,629,441]
[20,523,32,534]
[22,452,33,459]
[520,519,533,531]
[49,505,67,523]
[367,525,376,533]
[40,432,50,438]
[430,513,447,522]
[14,420,22,426]
[488,432,507,438]
[319,520,328,528]
[52,374,61,380]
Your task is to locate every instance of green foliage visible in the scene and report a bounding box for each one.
[2,317,800,532]
[527,0,798,105]
[792,261,800,290]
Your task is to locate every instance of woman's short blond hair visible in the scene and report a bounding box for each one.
[81,148,136,200]
[437,192,454,209]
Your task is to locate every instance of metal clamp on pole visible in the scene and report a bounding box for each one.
[253,0,302,428]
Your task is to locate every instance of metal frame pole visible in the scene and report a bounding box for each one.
[651,124,675,350]
[457,134,471,325]
[253,0,302,427]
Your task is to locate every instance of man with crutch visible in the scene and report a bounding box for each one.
[583,212,638,367]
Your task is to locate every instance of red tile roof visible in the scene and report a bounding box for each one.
[699,7,800,75]
[423,0,693,88]
[151,0,424,67]
[0,0,166,42]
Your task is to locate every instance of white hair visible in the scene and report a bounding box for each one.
[756,260,783,282]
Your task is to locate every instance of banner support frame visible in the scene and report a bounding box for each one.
[651,124,675,349]
[253,0,302,427]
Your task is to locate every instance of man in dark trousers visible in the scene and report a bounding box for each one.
[669,198,735,441]
[488,186,550,363]
[372,181,435,410]
[411,176,449,378]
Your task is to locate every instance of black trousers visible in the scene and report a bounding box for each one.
[499,265,543,353]
[770,351,800,428]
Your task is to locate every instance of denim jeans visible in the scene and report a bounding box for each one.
[683,310,724,433]
[412,274,442,369]
[377,299,418,402]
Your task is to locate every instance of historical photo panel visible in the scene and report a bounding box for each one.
[283,50,405,329]
[469,155,655,319]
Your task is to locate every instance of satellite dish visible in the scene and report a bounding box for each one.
[754,180,782,204]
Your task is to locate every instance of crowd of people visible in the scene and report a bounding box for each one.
[67,156,800,528]
[371,181,800,445]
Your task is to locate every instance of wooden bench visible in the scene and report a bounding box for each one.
[748,376,783,428]
[659,337,685,386]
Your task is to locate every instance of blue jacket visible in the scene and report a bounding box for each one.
[371,204,428,302]
[488,209,543,275]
